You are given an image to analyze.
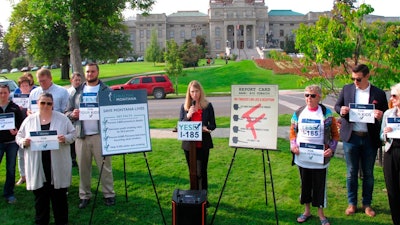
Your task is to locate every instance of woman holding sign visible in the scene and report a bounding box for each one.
[0,84,23,204]
[289,85,339,225]
[179,80,216,191]
[380,83,400,225]
[16,93,76,225]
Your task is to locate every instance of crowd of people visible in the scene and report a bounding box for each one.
[1,63,400,224]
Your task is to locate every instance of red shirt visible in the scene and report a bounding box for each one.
[192,108,203,148]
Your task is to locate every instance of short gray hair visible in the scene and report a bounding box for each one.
[305,85,322,95]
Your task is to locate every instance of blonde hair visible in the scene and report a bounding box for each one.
[184,80,209,110]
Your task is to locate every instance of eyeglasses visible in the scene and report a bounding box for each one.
[351,77,363,82]
[391,94,398,98]
[39,102,53,106]
[304,93,317,98]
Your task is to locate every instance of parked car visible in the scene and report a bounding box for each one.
[50,64,58,69]
[136,56,144,62]
[20,67,30,72]
[116,58,125,63]
[125,57,135,62]
[10,68,19,73]
[0,69,9,74]
[110,74,175,99]
[31,66,40,71]
[0,75,19,98]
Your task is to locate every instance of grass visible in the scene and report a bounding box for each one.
[0,138,392,225]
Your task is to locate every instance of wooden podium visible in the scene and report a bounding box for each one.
[189,141,200,190]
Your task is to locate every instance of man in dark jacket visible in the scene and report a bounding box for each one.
[335,64,388,217]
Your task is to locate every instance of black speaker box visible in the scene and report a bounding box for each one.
[172,189,207,225]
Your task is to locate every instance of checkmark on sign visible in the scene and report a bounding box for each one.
[194,123,201,129]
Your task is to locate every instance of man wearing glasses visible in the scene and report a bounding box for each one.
[335,64,388,217]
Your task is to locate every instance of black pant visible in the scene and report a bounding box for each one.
[184,147,210,190]
[33,182,68,225]
[384,147,400,225]
[298,166,327,208]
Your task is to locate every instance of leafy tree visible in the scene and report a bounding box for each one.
[145,29,161,66]
[180,40,202,68]
[164,39,183,95]
[11,56,28,69]
[283,34,296,53]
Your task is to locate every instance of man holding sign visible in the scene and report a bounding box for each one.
[335,64,388,217]
[290,85,338,224]
[66,63,115,209]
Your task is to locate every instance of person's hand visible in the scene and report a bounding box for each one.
[340,106,349,116]
[291,146,299,155]
[9,129,18,135]
[202,126,211,133]
[72,109,80,119]
[324,148,334,158]
[187,105,195,119]
[383,126,393,134]
[23,138,31,147]
[58,135,66,143]
[374,109,383,120]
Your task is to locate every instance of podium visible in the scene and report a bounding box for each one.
[172,189,207,225]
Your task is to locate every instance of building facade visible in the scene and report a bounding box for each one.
[124,0,398,59]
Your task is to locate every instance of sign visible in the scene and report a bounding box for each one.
[30,130,59,151]
[298,142,324,164]
[349,103,375,123]
[79,103,99,120]
[0,112,15,130]
[13,94,30,108]
[177,121,202,141]
[98,90,151,156]
[387,117,400,139]
[30,100,39,113]
[229,85,278,150]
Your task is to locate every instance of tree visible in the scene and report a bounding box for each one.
[5,0,155,79]
[180,40,202,68]
[145,29,161,66]
[164,39,183,95]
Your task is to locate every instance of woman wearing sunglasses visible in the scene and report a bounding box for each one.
[290,85,339,225]
[380,83,400,225]
[16,93,76,225]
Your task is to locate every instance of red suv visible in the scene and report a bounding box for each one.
[110,74,175,99]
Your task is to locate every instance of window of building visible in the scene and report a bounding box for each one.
[140,30,144,38]
[258,27,264,35]
[280,30,284,37]
[146,30,150,38]
[140,42,144,52]
[215,27,221,37]
[180,30,185,38]
[290,23,294,26]
[169,31,174,38]
[181,24,185,27]
[191,30,196,38]
[280,24,284,26]
[170,25,174,27]
[215,40,221,50]
[202,30,207,36]
[158,29,162,38]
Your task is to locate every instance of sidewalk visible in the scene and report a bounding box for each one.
[150,127,345,159]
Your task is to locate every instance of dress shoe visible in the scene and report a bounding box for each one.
[16,177,26,185]
[345,205,357,215]
[363,205,376,217]
[104,197,115,206]
[78,199,90,209]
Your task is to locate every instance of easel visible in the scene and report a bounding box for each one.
[88,154,167,225]
[210,148,279,225]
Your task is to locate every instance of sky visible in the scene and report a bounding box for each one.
[1,0,399,30]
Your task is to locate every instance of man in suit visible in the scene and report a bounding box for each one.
[335,64,388,217]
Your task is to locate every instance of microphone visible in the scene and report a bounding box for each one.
[192,100,196,106]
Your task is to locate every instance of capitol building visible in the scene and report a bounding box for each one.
[124,0,398,59]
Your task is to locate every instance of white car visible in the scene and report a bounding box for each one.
[10,68,19,73]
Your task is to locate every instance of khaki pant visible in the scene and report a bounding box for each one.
[76,134,115,199]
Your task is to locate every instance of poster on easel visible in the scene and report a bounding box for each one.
[229,84,279,150]
[98,89,151,156]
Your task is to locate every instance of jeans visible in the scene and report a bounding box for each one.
[343,134,377,206]
[0,142,19,198]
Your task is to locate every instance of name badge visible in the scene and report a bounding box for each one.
[82,93,97,103]
[298,142,324,164]
[349,103,375,123]
[387,117,400,139]
[79,103,99,120]
[30,130,59,151]
[31,100,39,113]
[300,118,321,138]
[0,113,15,130]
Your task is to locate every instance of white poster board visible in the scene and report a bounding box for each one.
[229,85,279,150]
[99,90,151,156]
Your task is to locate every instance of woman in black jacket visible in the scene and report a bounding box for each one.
[179,80,216,190]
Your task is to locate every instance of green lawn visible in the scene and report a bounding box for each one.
[0,138,392,225]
